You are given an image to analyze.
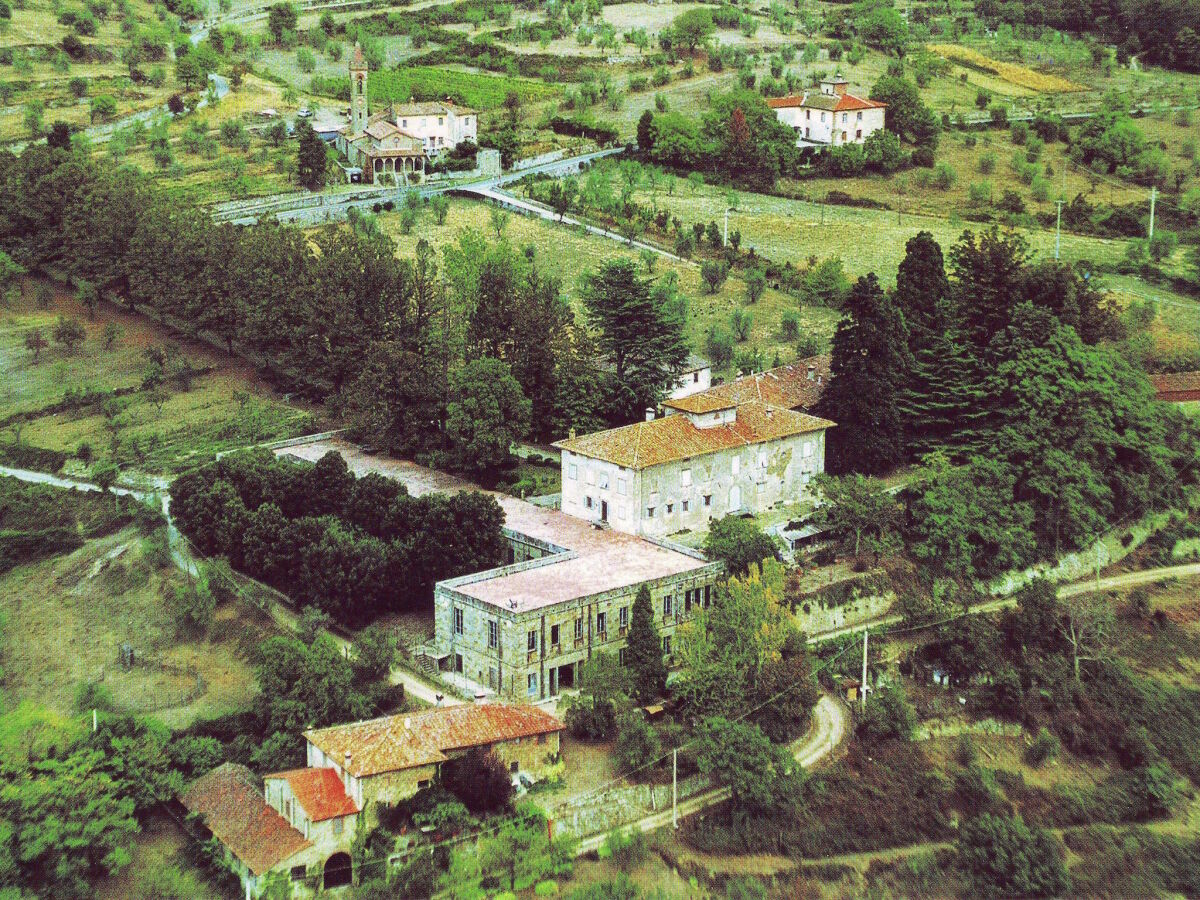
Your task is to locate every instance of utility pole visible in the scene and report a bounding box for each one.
[1054,198,1063,260]
[672,749,678,828]
[1148,185,1157,241]
[860,629,869,713]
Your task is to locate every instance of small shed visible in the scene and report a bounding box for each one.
[840,677,860,703]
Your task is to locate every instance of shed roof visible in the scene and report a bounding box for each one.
[305,704,563,779]
[179,763,311,877]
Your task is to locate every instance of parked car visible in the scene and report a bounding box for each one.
[297,106,312,118]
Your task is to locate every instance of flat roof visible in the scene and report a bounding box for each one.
[455,494,712,612]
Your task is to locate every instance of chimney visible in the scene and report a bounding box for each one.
[807,365,815,381]
[833,76,848,97]
[645,407,655,422]
[569,427,577,440]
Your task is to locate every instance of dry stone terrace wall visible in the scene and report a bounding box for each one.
[550,773,712,840]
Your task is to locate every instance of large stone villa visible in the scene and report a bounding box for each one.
[767,75,888,147]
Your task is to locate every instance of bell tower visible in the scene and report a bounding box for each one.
[350,43,368,134]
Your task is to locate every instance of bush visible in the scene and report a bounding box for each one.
[1025,727,1060,767]
[857,684,915,743]
[780,309,800,340]
[440,748,513,814]
[911,145,936,168]
[932,162,955,189]
[978,151,996,174]
[957,814,1070,898]
[700,259,728,294]
[730,308,751,341]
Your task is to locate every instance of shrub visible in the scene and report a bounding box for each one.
[968,180,993,207]
[957,814,1070,898]
[1010,121,1029,145]
[978,151,996,174]
[911,145,936,167]
[1030,176,1050,202]
[1025,727,1060,767]
[857,684,915,743]
[780,309,800,339]
[932,162,956,190]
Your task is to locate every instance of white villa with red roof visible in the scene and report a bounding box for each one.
[767,75,887,147]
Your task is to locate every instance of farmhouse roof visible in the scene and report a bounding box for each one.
[264,767,360,822]
[554,400,833,470]
[394,99,476,117]
[663,355,832,414]
[304,704,563,779]
[179,763,310,877]
[766,92,886,112]
[1149,371,1200,399]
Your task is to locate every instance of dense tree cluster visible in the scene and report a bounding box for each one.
[641,88,804,190]
[974,0,1200,72]
[815,227,1196,576]
[171,450,507,624]
[675,559,820,742]
[0,146,682,470]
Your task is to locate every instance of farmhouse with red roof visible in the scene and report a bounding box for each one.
[767,74,887,146]
[179,703,562,898]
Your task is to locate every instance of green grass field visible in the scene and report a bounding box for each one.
[2,282,314,473]
[622,172,1131,286]
[373,197,842,375]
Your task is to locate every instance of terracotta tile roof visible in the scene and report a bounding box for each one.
[1149,371,1200,397]
[264,767,360,822]
[553,401,834,470]
[305,704,563,779]
[394,100,476,117]
[833,93,888,112]
[664,393,737,414]
[365,119,401,141]
[664,355,832,414]
[179,763,311,877]
[766,92,885,112]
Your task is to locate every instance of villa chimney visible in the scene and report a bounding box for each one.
[807,364,815,381]
[569,427,577,440]
[645,407,656,422]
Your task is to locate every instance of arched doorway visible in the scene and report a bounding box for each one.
[323,852,353,889]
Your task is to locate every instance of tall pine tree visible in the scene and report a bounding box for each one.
[625,584,667,703]
[582,258,689,425]
[817,273,913,475]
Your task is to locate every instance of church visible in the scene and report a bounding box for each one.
[334,46,479,185]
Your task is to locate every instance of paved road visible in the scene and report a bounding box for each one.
[574,694,849,854]
[209,145,626,225]
[808,560,1200,645]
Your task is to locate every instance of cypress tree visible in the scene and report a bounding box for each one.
[893,230,951,352]
[816,273,913,475]
[625,584,667,703]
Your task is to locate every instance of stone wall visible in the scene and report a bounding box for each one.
[550,772,711,840]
